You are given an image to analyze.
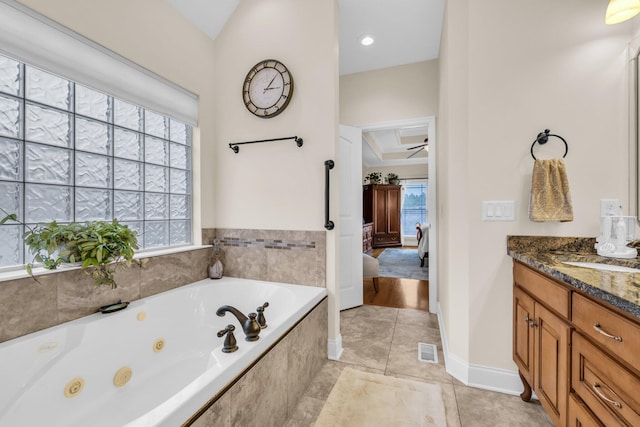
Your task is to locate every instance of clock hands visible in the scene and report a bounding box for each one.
[263,74,281,93]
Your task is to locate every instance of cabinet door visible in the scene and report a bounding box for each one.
[513,287,535,390]
[535,303,571,427]
[373,187,388,235]
[568,393,604,427]
[386,186,401,235]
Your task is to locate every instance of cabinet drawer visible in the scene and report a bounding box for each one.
[572,332,640,427]
[572,293,640,374]
[513,262,570,319]
[568,393,604,427]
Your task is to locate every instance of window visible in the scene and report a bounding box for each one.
[0,54,192,268]
[401,181,427,236]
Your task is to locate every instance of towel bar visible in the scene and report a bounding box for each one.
[530,129,568,160]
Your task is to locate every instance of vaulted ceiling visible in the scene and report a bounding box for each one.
[163,0,444,167]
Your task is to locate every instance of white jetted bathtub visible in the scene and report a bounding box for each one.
[0,277,327,426]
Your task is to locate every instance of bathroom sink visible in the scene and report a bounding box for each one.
[561,261,640,273]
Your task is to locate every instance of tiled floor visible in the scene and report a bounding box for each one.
[284,305,553,427]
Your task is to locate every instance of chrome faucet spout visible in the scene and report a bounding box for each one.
[216,305,261,341]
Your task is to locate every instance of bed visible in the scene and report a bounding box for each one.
[416,223,429,267]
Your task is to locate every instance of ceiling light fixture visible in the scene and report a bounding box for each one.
[606,0,640,24]
[360,35,375,46]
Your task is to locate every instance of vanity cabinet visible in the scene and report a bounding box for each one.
[363,184,401,248]
[513,265,570,427]
[513,260,640,427]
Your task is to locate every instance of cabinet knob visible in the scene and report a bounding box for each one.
[524,315,537,328]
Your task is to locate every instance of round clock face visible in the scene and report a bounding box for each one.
[243,59,293,118]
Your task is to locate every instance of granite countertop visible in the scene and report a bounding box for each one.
[507,236,640,319]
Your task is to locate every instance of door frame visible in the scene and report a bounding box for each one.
[356,116,438,313]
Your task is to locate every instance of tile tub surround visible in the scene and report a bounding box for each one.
[189,298,328,427]
[0,247,211,343]
[202,228,326,287]
[507,236,640,318]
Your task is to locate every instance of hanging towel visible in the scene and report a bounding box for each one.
[529,158,574,222]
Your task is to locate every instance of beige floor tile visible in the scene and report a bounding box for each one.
[455,385,551,427]
[349,304,399,322]
[286,304,554,427]
[339,308,358,320]
[339,336,392,370]
[396,307,439,328]
[341,316,395,342]
[392,323,442,348]
[283,396,325,427]
[386,342,453,384]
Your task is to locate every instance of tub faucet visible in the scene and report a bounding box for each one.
[216,305,261,341]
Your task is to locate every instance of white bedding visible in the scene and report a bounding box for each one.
[418,224,429,259]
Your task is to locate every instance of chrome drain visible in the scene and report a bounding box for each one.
[418,342,438,363]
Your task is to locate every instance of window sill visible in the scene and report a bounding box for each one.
[0,244,211,284]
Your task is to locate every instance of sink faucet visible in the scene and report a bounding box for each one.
[216,305,261,341]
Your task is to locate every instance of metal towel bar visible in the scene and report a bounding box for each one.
[229,135,303,154]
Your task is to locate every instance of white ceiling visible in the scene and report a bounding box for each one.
[163,0,443,168]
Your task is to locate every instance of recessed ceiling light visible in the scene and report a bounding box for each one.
[360,35,375,46]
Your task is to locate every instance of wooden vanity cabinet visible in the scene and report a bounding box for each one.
[513,266,571,427]
[513,260,640,427]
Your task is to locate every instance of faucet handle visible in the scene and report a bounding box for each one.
[256,302,269,329]
[217,324,238,353]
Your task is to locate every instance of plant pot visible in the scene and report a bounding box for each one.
[389,179,400,185]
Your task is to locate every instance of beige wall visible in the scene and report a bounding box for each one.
[213,0,339,231]
[438,0,471,366]
[363,164,427,182]
[340,60,438,126]
[18,0,218,230]
[439,0,634,372]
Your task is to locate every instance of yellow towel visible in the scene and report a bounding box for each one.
[529,158,574,222]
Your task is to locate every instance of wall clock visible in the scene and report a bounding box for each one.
[242,59,293,118]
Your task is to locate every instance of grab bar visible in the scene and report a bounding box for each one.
[324,160,335,230]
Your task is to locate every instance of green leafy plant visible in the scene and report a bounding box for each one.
[386,173,400,185]
[0,212,138,288]
[364,172,382,184]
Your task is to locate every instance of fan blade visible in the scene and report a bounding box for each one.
[407,149,425,159]
[406,143,427,151]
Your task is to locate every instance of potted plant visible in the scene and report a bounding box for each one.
[0,213,138,288]
[364,172,382,184]
[386,173,400,185]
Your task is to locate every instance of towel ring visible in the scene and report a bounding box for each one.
[530,129,568,160]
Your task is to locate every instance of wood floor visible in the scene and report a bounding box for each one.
[363,247,429,311]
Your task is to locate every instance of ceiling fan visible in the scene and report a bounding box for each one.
[407,137,428,159]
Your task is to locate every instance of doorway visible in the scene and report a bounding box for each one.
[357,116,437,313]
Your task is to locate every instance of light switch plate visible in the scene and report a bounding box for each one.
[482,201,515,221]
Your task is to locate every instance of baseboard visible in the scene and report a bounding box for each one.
[327,334,343,360]
[437,303,525,396]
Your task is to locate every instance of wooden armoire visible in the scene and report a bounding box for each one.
[363,184,402,248]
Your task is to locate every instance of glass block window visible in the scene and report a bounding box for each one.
[0,54,193,267]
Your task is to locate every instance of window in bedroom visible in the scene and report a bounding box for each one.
[0,54,192,268]
[401,181,427,237]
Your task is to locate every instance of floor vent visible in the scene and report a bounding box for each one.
[418,342,438,363]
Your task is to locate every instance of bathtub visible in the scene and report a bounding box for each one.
[0,277,327,427]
